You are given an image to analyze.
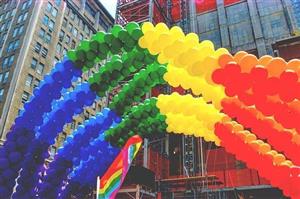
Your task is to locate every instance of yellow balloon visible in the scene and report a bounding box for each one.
[141,22,154,33]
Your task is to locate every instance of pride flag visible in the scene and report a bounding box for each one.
[97,135,143,199]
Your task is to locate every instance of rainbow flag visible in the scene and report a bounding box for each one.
[97,135,142,199]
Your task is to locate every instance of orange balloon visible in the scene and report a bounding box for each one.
[233,123,244,132]
[287,59,300,71]
[233,51,248,63]
[273,154,286,165]
[218,54,234,68]
[292,133,300,145]
[258,55,273,66]
[259,143,271,154]
[221,115,232,123]
[249,140,260,151]
[266,57,287,77]
[280,160,293,167]
[236,130,249,140]
[245,134,257,143]
[238,54,259,73]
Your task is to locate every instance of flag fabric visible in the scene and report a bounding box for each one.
[97,135,143,199]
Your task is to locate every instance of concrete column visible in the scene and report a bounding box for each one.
[143,138,149,168]
[247,0,267,56]
[189,0,197,32]
[216,0,230,49]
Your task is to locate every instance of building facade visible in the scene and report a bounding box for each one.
[0,0,114,147]
[195,0,300,57]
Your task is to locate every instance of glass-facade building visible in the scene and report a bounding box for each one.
[196,0,300,56]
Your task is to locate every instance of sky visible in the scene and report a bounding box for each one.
[100,0,118,18]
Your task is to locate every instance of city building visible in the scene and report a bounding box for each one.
[115,0,300,198]
[0,0,114,149]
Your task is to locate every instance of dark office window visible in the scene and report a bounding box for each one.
[34,42,42,53]
[41,47,48,58]
[36,63,44,75]
[45,33,51,43]
[62,18,67,27]
[3,71,9,83]
[0,88,4,101]
[39,28,45,38]
[46,2,52,12]
[42,15,49,26]
[22,91,30,103]
[25,74,33,87]
[52,7,58,18]
[31,58,38,69]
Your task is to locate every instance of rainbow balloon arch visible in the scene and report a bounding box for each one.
[0,22,300,199]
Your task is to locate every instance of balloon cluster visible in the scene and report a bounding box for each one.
[222,97,300,165]
[215,121,300,198]
[38,108,120,199]
[109,63,166,115]
[105,98,166,146]
[12,83,96,199]
[212,52,300,131]
[89,48,157,96]
[157,92,222,144]
[67,22,143,72]
[60,139,119,199]
[0,58,81,198]
[139,22,228,109]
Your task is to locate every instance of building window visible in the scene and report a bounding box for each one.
[53,56,59,66]
[0,89,4,101]
[55,0,61,6]
[73,28,78,37]
[45,33,51,43]
[79,33,83,41]
[70,10,75,20]
[41,47,48,58]
[68,23,73,32]
[71,40,76,48]
[36,63,44,75]
[31,58,37,69]
[59,30,64,41]
[0,14,3,22]
[42,15,49,26]
[25,74,33,87]
[22,1,27,10]
[65,35,70,44]
[63,48,67,56]
[0,73,2,82]
[3,71,9,83]
[22,91,30,103]
[39,28,45,38]
[62,18,67,27]
[33,78,40,88]
[7,40,19,52]
[17,12,28,24]
[2,55,14,69]
[49,20,55,30]
[12,25,24,38]
[52,7,58,18]
[56,43,62,53]
[8,55,14,67]
[34,42,42,53]
[46,2,52,12]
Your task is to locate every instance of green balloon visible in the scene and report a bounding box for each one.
[125,22,140,34]
[93,31,106,43]
[111,24,123,37]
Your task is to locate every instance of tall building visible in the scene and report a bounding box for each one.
[0,0,114,145]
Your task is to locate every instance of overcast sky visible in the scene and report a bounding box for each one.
[100,0,117,18]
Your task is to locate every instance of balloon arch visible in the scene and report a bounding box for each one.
[0,22,300,199]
